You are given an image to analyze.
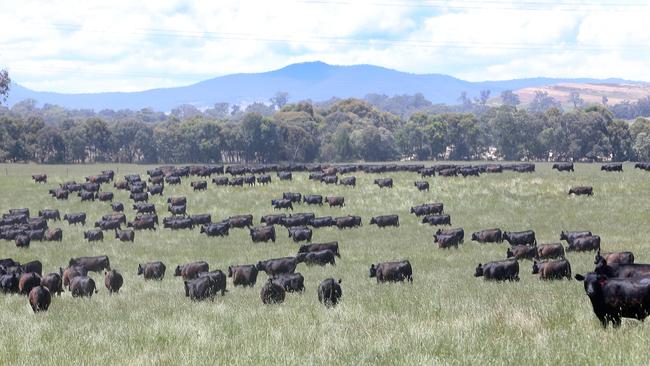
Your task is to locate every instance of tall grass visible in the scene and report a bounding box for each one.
[0,163,649,365]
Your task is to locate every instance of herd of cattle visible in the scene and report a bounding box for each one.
[3,161,650,327]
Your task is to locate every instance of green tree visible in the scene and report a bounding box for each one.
[270,92,289,110]
[500,90,520,108]
[633,132,650,161]
[0,69,9,104]
[607,119,633,161]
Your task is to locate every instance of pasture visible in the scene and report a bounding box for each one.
[0,162,649,365]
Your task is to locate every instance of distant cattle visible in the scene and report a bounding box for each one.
[296,250,336,266]
[303,195,323,206]
[374,178,393,188]
[60,265,87,289]
[532,259,571,280]
[257,174,272,185]
[335,215,362,229]
[168,205,187,216]
[369,260,413,283]
[272,199,293,210]
[474,260,519,281]
[129,192,148,202]
[137,261,166,280]
[134,203,156,214]
[104,269,124,294]
[212,176,229,186]
[97,192,114,202]
[79,191,95,202]
[421,214,451,226]
[256,257,297,276]
[288,226,312,243]
[339,176,356,187]
[277,171,292,181]
[191,181,208,191]
[594,250,634,265]
[321,175,338,184]
[438,168,458,177]
[28,286,51,312]
[566,235,600,252]
[260,279,285,304]
[420,167,436,177]
[560,230,592,243]
[310,216,335,228]
[197,270,227,296]
[506,245,537,260]
[111,202,124,212]
[569,186,593,196]
[115,229,135,242]
[228,215,253,228]
[250,226,276,243]
[244,175,256,186]
[69,256,110,272]
[414,181,429,191]
[183,276,217,301]
[272,273,305,293]
[318,278,342,308]
[298,242,340,258]
[32,174,47,183]
[471,228,502,243]
[283,192,302,203]
[370,215,399,228]
[40,272,63,296]
[261,214,286,226]
[537,244,565,259]
[70,276,97,298]
[19,272,42,294]
[410,203,444,217]
[601,163,623,172]
[94,219,121,231]
[325,196,345,207]
[503,230,536,246]
[459,167,480,177]
[84,229,104,242]
[44,228,63,241]
[38,209,60,221]
[228,265,258,287]
[174,261,209,280]
[552,162,574,172]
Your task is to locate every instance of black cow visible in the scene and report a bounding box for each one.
[137,261,166,280]
[595,250,634,265]
[471,228,502,243]
[288,226,312,243]
[94,219,121,231]
[272,199,293,210]
[128,217,157,231]
[257,174,272,185]
[574,272,650,328]
[163,216,193,230]
[228,265,258,287]
[70,276,97,297]
[537,244,565,259]
[212,176,229,186]
[298,242,340,258]
[102,213,126,224]
[32,174,47,183]
[503,230,536,246]
[69,256,111,272]
[243,175,256,186]
[130,192,149,202]
[569,186,593,196]
[39,209,60,221]
[84,229,104,242]
[111,202,124,212]
[228,215,253,228]
[79,191,95,201]
[44,228,62,241]
[29,286,51,312]
[0,273,19,293]
[167,205,187,216]
[310,216,335,228]
[339,176,356,187]
[321,175,338,185]
[191,181,208,191]
[174,261,209,280]
[552,162,574,172]
[167,196,187,206]
[190,214,211,226]
[601,163,623,172]
[115,229,135,242]
[261,214,286,226]
[422,214,451,226]
[474,260,519,281]
[19,272,41,294]
[104,269,124,294]
[296,250,336,266]
[272,273,305,293]
[566,235,600,252]
[40,272,63,296]
[97,192,114,202]
[507,245,538,260]
[256,257,297,276]
[283,192,302,203]
[303,195,323,206]
[335,215,362,229]
[370,215,399,228]
[560,230,592,243]
[410,203,444,216]
[166,176,181,185]
[250,226,276,243]
[374,178,393,188]
[369,260,413,283]
[459,167,480,177]
[325,196,345,207]
[183,276,216,301]
[318,278,342,308]
[134,203,156,214]
[197,270,227,296]
[277,171,292,181]
[260,279,285,304]
[414,181,429,191]
[420,167,436,177]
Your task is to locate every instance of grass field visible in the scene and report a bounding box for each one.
[1,162,649,365]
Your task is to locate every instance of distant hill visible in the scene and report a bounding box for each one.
[509,82,650,108]
[5,61,643,111]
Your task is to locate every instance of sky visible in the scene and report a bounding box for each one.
[2,0,650,93]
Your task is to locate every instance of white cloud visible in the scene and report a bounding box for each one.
[1,0,650,93]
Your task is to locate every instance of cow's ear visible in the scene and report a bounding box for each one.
[338,279,342,284]
[574,274,585,281]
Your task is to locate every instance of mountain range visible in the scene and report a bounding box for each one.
[6,61,640,111]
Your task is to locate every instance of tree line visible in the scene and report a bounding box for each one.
[3,97,650,164]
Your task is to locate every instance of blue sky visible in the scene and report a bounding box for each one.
[1,0,649,93]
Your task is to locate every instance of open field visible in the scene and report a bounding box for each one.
[1,163,650,365]
[510,82,650,108]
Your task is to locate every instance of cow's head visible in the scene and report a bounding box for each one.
[575,272,606,296]
[594,250,604,265]
[506,248,514,258]
[471,232,478,241]
[531,261,540,274]
[256,262,265,271]
[474,264,484,277]
[137,264,143,275]
[369,264,377,278]
[174,266,182,276]
[369,217,376,225]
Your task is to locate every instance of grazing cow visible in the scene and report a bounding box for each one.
[438,168,458,177]
[260,279,286,304]
[553,162,574,172]
[325,196,345,207]
[272,199,294,210]
[70,276,97,298]
[168,205,187,216]
[369,260,413,283]
[0,273,19,293]
[507,245,538,260]
[256,257,297,276]
[97,192,114,202]
[321,175,338,185]
[167,196,187,206]
[79,191,95,202]
[420,167,436,177]
[191,181,208,191]
[174,261,209,280]
[212,176,229,186]
[560,230,592,243]
[134,203,156,214]
[435,228,464,243]
[281,215,311,228]
[198,222,228,238]
[322,167,338,176]
[149,175,164,184]
[94,219,121,231]
[257,174,272,185]
[277,171,292,181]
[39,209,60,221]
[102,213,127,225]
[335,215,362,229]
[250,226,276,243]
[32,174,47,183]
[318,278,342,308]
[243,175,256,186]
[296,250,336,266]
[29,286,51,312]
[537,244,565,259]
[503,230,536,246]
[309,173,324,181]
[166,176,181,185]
[197,270,227,296]
[69,256,111,272]
[128,217,156,231]
[84,229,104,242]
[228,265,258,287]
[60,266,87,289]
[163,217,193,230]
[282,192,302,203]
[310,216,335,228]
[566,235,600,252]
[129,192,148,202]
[137,261,166,280]
[53,189,68,200]
[410,203,444,217]
[115,229,135,242]
[298,242,340,258]
[569,186,593,196]
[595,250,634,265]
[471,228,502,243]
[15,235,31,248]
[374,178,393,188]
[574,272,650,328]
[460,167,480,177]
[601,163,623,172]
[20,261,42,276]
[111,202,124,212]
[148,184,164,196]
[422,214,451,226]
[104,269,124,294]
[339,176,356,187]
[82,183,100,192]
[114,181,129,190]
[434,233,462,249]
[532,260,571,280]
[228,215,253,228]
[414,181,429,191]
[370,215,399,228]
[272,273,305,293]
[303,195,323,206]
[288,226,312,243]
[474,260,519,281]
[19,272,42,295]
[261,214,286,226]
[228,177,244,186]
[40,272,63,296]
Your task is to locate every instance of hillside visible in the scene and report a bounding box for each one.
[511,82,650,107]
